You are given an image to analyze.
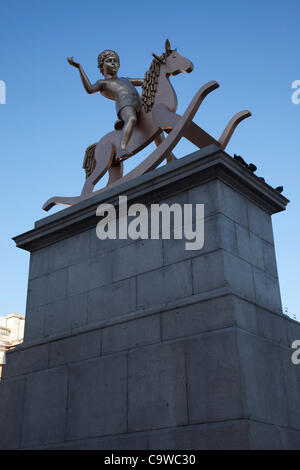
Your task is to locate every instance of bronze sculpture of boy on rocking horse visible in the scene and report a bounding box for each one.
[67,50,144,161]
[43,39,251,211]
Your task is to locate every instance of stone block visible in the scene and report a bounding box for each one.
[23,305,46,342]
[237,330,289,427]
[253,267,282,313]
[0,378,25,449]
[223,251,255,301]
[256,307,288,345]
[148,421,250,450]
[87,277,136,324]
[193,249,256,301]
[188,180,220,217]
[47,269,68,303]
[280,428,300,449]
[163,190,190,207]
[45,293,87,337]
[3,343,49,379]
[192,250,226,294]
[90,227,133,257]
[161,296,235,341]
[247,200,274,244]
[263,240,278,278]
[232,297,258,335]
[102,315,160,354]
[29,246,50,280]
[235,224,264,270]
[248,421,283,449]
[48,230,90,272]
[162,224,206,266]
[22,367,68,448]
[153,191,191,236]
[128,342,188,431]
[162,214,237,265]
[218,181,248,228]
[27,268,68,309]
[67,354,127,440]
[49,329,101,367]
[92,434,148,450]
[219,214,238,254]
[67,253,113,296]
[113,239,163,282]
[26,276,47,309]
[50,434,148,450]
[186,330,244,423]
[137,260,192,309]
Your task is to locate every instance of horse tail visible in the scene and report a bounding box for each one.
[83,143,97,178]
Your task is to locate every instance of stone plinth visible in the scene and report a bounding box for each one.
[1,144,299,450]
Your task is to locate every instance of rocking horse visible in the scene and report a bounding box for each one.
[43,40,251,211]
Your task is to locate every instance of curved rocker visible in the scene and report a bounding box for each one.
[218,110,252,149]
[152,103,251,150]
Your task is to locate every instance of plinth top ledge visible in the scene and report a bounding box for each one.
[14,145,289,252]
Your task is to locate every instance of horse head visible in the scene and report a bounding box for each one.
[143,40,193,113]
[154,39,193,76]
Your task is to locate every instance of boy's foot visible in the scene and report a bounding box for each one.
[114,119,124,131]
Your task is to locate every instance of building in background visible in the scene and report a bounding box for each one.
[0,314,25,379]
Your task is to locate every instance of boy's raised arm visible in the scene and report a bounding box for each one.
[67,57,102,94]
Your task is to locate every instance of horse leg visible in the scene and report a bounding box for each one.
[107,161,123,186]
[81,140,115,195]
[154,132,176,163]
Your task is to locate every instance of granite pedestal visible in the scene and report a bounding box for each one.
[1,145,299,449]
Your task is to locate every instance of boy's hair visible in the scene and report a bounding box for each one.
[97,50,120,74]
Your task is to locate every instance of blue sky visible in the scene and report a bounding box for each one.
[0,0,299,319]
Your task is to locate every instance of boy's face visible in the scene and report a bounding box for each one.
[102,55,120,76]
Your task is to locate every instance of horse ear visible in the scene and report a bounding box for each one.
[165,39,171,52]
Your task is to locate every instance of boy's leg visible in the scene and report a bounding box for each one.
[116,106,137,159]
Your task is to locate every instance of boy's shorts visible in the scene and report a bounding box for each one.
[116,93,142,119]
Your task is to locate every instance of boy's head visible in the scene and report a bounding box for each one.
[98,50,120,75]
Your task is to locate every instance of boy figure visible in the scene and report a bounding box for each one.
[68,50,144,161]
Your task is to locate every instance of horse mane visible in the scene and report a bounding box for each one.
[141,50,172,113]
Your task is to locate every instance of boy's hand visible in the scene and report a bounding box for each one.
[67,57,80,68]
